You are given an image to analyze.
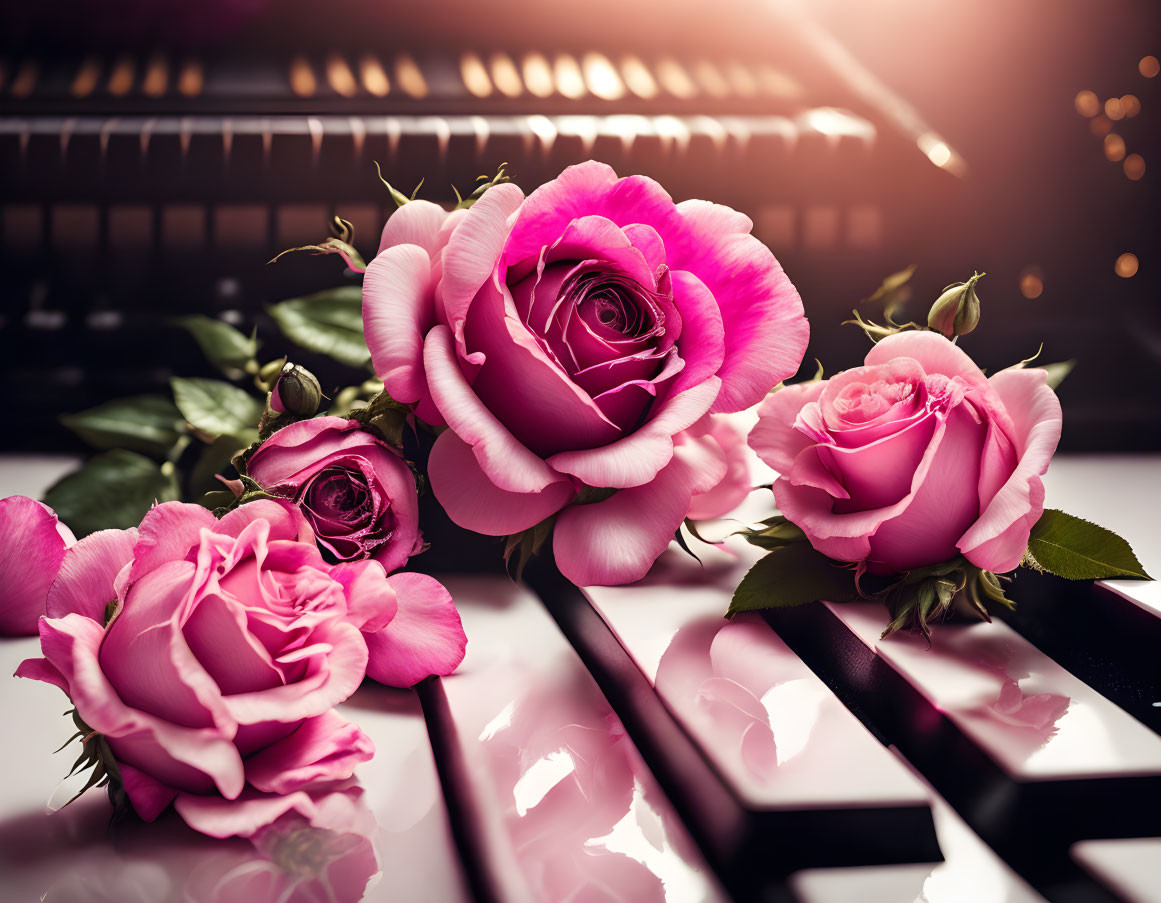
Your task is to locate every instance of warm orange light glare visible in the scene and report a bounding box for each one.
[1089,115,1112,137]
[72,57,101,98]
[552,55,586,99]
[460,53,492,98]
[108,56,135,97]
[1124,154,1146,180]
[522,53,554,98]
[1104,97,1124,120]
[1019,272,1044,299]
[1140,56,1160,78]
[656,58,697,99]
[1120,94,1141,117]
[326,55,358,98]
[620,56,658,99]
[1104,134,1126,162]
[582,53,624,101]
[489,53,524,98]
[1074,90,1100,117]
[1115,253,1138,277]
[142,56,168,98]
[395,55,428,99]
[359,56,390,97]
[289,56,317,98]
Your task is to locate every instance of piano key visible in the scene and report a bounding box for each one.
[762,599,1161,892]
[791,778,1048,903]
[419,575,730,903]
[526,541,940,900]
[1071,838,1161,903]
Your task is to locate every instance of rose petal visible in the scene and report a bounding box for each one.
[684,415,755,521]
[959,367,1062,571]
[330,559,398,632]
[129,502,217,585]
[119,762,178,822]
[245,711,375,795]
[440,181,525,355]
[864,330,990,390]
[553,439,726,585]
[0,496,75,635]
[428,430,574,536]
[46,528,137,622]
[214,498,314,544]
[377,199,450,255]
[423,325,564,493]
[364,572,466,687]
[667,270,725,398]
[363,243,439,406]
[545,377,720,489]
[747,381,827,475]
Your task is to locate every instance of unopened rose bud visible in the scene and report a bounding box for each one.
[271,363,322,416]
[928,272,983,338]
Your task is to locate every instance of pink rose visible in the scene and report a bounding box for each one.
[364,161,808,584]
[680,414,754,522]
[247,417,422,572]
[16,499,465,827]
[748,331,1063,574]
[0,495,75,635]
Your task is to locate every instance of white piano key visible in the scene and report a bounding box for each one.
[1072,838,1161,903]
[829,602,1161,781]
[585,541,930,813]
[432,575,728,903]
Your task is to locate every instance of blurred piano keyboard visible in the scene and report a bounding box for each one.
[0,18,963,450]
[0,452,1157,903]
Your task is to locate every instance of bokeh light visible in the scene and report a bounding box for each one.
[1104,97,1124,120]
[1124,154,1146,180]
[1019,269,1045,299]
[1115,253,1139,278]
[1119,94,1141,117]
[1140,56,1160,78]
[1103,134,1126,162]
[1074,90,1100,117]
[1089,115,1112,136]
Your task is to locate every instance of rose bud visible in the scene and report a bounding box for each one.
[927,272,983,338]
[270,362,322,416]
[246,417,423,572]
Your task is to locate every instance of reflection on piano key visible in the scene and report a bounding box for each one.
[142,55,168,99]
[488,53,524,99]
[522,53,555,99]
[71,57,101,99]
[461,53,492,99]
[1072,838,1161,903]
[326,54,358,99]
[394,55,428,100]
[420,576,728,903]
[620,55,659,100]
[582,53,625,102]
[552,54,586,100]
[10,60,38,98]
[359,55,390,98]
[656,57,698,99]
[791,780,1047,903]
[289,55,317,98]
[531,538,940,900]
[107,56,135,97]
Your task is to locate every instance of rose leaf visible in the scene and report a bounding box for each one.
[1026,509,1152,581]
[60,395,185,458]
[171,377,264,444]
[267,286,371,369]
[175,316,259,377]
[43,450,181,537]
[728,543,861,616]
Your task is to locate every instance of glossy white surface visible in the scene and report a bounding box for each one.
[1071,837,1161,903]
[585,540,929,808]
[1041,456,1161,618]
[437,575,727,903]
[830,602,1161,779]
[790,760,1046,903]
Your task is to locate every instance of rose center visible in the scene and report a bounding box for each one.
[569,271,666,343]
[302,468,371,521]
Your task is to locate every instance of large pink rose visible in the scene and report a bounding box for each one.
[15,499,465,827]
[0,495,75,635]
[363,161,808,584]
[748,331,1063,574]
[247,417,422,572]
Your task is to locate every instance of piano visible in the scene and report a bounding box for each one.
[0,448,1157,903]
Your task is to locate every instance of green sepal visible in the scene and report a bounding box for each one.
[268,238,366,272]
[1024,509,1151,580]
[735,514,808,550]
[43,450,180,537]
[455,163,511,209]
[728,543,861,616]
[673,525,702,564]
[503,516,554,582]
[1036,360,1076,391]
[54,708,130,815]
[60,395,185,459]
[863,264,917,323]
[171,377,263,444]
[350,390,412,448]
[268,286,371,370]
[175,315,259,377]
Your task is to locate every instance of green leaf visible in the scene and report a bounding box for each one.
[188,435,246,497]
[60,395,184,458]
[43,450,180,537]
[171,377,264,442]
[729,543,860,616]
[175,316,258,376]
[268,286,371,369]
[1037,359,1076,390]
[1026,509,1152,580]
[736,514,808,550]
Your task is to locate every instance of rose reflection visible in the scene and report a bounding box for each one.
[40,785,380,903]
[476,666,716,903]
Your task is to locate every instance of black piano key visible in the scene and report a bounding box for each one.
[996,572,1161,735]
[268,118,318,198]
[221,118,268,199]
[419,575,733,903]
[525,551,941,902]
[103,119,146,196]
[762,600,1161,897]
